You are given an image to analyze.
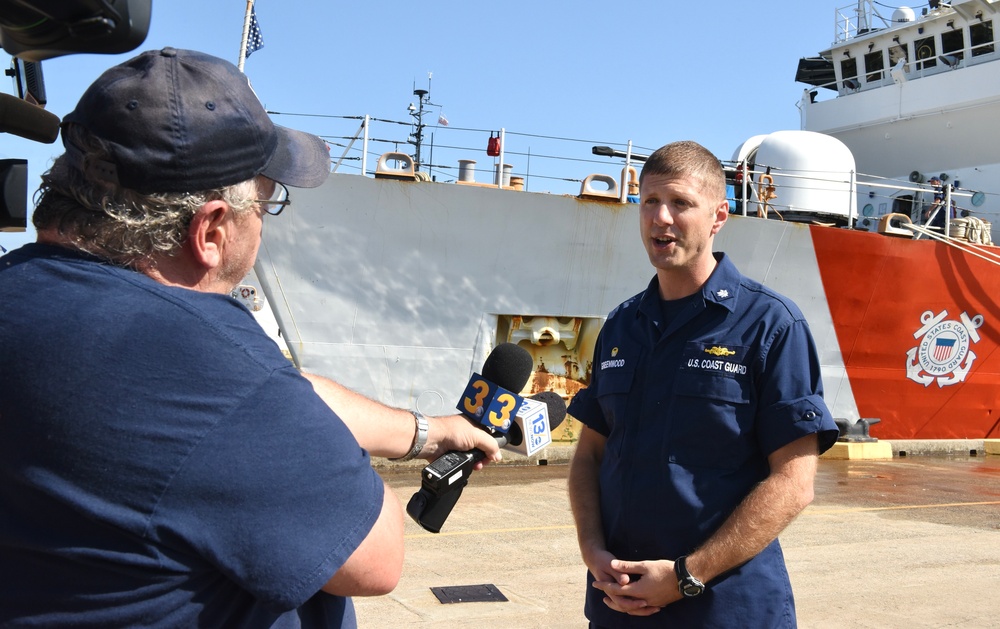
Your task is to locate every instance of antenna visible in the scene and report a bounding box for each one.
[407,72,439,173]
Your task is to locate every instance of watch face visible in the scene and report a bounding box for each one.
[681,581,704,597]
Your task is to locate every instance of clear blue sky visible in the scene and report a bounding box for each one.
[1,0,840,251]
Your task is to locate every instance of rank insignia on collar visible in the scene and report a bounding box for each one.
[705,346,736,357]
[716,289,730,299]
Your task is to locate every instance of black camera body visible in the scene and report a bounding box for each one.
[0,0,151,230]
[0,0,150,62]
[406,445,494,534]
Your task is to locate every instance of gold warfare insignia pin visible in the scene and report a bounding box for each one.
[705,346,736,357]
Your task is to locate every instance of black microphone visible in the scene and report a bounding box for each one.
[456,342,533,435]
[481,342,534,392]
[406,392,566,533]
[502,390,567,456]
[406,343,535,533]
[0,93,60,144]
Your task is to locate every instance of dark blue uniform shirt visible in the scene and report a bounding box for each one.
[569,253,838,628]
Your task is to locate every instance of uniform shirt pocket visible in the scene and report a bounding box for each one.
[594,368,635,436]
[667,370,755,470]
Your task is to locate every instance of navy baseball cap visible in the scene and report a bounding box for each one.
[61,47,329,193]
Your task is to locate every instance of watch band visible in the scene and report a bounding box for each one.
[674,555,706,598]
[389,410,428,462]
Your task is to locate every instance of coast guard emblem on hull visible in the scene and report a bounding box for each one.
[906,310,984,387]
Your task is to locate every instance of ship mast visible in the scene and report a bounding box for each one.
[857,0,869,33]
[407,73,438,173]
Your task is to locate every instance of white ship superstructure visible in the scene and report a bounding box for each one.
[796,1,1000,239]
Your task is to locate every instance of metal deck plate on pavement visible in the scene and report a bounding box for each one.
[430,584,508,604]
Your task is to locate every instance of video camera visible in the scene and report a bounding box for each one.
[0,0,151,231]
[0,0,150,62]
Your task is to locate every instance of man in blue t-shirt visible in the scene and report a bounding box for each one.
[0,48,499,628]
[568,141,838,628]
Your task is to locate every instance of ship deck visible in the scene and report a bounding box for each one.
[359,451,1000,628]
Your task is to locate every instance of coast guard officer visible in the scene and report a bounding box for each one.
[568,140,839,628]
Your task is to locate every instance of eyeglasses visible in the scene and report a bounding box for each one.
[255,182,291,216]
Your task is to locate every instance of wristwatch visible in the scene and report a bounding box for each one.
[674,555,705,598]
[389,410,428,462]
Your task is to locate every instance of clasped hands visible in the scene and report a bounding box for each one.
[586,549,683,617]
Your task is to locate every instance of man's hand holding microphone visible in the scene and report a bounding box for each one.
[406,343,566,533]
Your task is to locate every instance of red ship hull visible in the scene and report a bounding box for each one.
[812,226,1000,439]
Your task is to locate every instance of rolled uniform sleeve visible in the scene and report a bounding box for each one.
[755,318,839,457]
[567,383,607,436]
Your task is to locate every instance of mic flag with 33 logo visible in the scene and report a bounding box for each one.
[457,374,524,436]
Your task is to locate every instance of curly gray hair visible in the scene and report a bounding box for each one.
[33,124,259,268]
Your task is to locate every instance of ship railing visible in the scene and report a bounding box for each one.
[726,163,857,220]
[834,1,890,44]
[266,109,656,200]
[886,41,1000,80]
[728,163,997,237]
[904,220,1000,265]
[266,108,999,240]
[857,173,996,232]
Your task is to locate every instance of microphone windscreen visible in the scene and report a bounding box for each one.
[507,391,567,448]
[0,93,60,144]
[481,342,533,393]
[530,391,567,430]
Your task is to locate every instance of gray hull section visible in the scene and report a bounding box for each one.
[255,173,857,420]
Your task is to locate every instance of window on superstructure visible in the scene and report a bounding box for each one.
[864,49,885,82]
[889,42,909,71]
[915,36,937,70]
[971,20,994,57]
[941,28,964,64]
[840,57,859,90]
[892,195,917,222]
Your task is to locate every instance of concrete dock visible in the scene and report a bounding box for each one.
[358,451,1000,628]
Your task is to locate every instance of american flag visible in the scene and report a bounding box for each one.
[246,6,264,59]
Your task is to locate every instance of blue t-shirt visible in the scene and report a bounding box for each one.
[569,253,838,628]
[0,243,383,627]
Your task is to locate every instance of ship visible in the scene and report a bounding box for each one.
[247,0,1000,441]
